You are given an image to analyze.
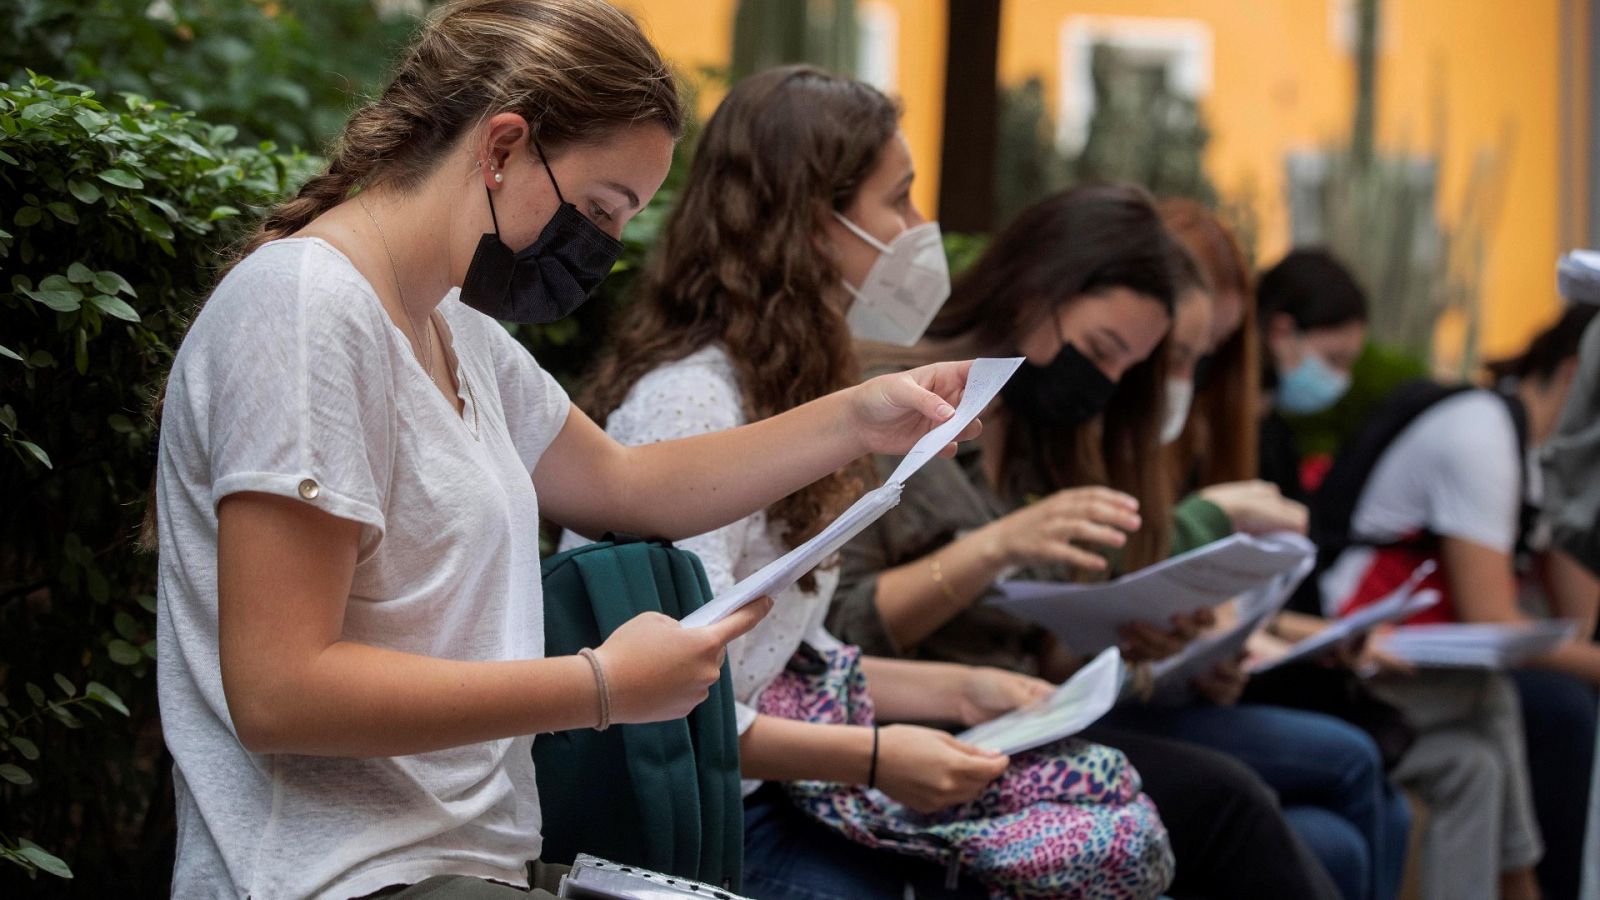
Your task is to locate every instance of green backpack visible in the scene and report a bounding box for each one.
[535,536,744,891]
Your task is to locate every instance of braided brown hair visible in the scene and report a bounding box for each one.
[141,0,683,548]
[579,66,899,584]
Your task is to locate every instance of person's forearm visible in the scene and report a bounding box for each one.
[859,657,964,723]
[1545,550,1600,637]
[738,715,874,784]
[1529,640,1600,685]
[227,642,600,757]
[874,526,1008,650]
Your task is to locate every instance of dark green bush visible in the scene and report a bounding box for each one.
[2,0,422,151]
[0,72,314,893]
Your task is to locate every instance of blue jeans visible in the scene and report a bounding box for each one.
[1104,703,1411,900]
[742,784,988,900]
[1512,668,1597,900]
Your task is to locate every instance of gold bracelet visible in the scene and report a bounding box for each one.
[929,557,960,604]
[577,647,611,731]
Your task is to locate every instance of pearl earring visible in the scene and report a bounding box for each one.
[493,172,504,184]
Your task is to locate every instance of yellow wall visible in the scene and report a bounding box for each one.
[628,0,1573,358]
[617,0,947,217]
[998,0,1573,359]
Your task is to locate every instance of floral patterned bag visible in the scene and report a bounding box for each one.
[756,644,1174,900]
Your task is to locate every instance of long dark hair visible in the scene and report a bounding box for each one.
[581,66,898,577]
[926,184,1186,571]
[1486,304,1599,384]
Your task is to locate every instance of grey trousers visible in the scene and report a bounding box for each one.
[1372,670,1543,900]
[361,862,570,898]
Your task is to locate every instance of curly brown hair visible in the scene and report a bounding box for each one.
[580,66,900,580]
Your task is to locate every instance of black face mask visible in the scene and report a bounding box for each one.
[1001,341,1118,428]
[459,145,623,324]
[1192,352,1217,391]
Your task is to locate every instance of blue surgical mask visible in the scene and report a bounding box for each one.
[1276,351,1351,415]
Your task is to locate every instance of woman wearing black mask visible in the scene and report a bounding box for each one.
[833,185,1342,900]
[145,3,982,897]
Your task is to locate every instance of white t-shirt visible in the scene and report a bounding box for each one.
[1321,390,1523,612]
[560,345,841,796]
[155,238,570,899]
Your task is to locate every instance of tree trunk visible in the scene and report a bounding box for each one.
[937,0,1002,231]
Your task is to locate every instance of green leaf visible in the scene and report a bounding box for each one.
[209,205,241,221]
[91,269,135,298]
[67,179,101,204]
[0,148,17,164]
[86,566,109,604]
[75,327,87,375]
[108,413,136,433]
[0,763,33,785]
[13,206,41,227]
[90,294,140,322]
[17,441,53,470]
[66,262,94,284]
[96,168,143,189]
[107,640,142,666]
[24,683,45,707]
[52,673,75,697]
[7,735,39,761]
[48,707,83,729]
[131,203,174,240]
[113,611,139,641]
[85,682,129,717]
[0,344,20,362]
[46,202,79,225]
[17,842,72,880]
[21,275,82,311]
[138,593,158,614]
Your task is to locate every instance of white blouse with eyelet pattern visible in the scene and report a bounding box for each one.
[559,344,843,796]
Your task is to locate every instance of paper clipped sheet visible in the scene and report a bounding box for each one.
[1144,552,1315,705]
[682,357,1024,628]
[955,647,1124,755]
[1248,561,1441,674]
[1377,619,1580,669]
[988,532,1318,655]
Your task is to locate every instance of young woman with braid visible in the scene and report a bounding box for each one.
[149,4,982,897]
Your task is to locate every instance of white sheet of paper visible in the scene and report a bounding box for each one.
[681,484,901,628]
[1248,561,1441,674]
[683,358,1024,628]
[886,357,1024,486]
[1377,619,1580,669]
[1145,553,1314,704]
[955,647,1124,755]
[989,532,1317,655]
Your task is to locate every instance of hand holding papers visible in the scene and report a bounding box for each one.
[955,648,1124,755]
[682,358,1024,628]
[989,532,1318,656]
[1376,619,1579,669]
[1248,561,1441,674]
[1145,550,1316,704]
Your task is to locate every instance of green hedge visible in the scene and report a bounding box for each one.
[0,72,316,890]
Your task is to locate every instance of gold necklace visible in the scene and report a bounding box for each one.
[358,196,436,381]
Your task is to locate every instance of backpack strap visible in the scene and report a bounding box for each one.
[1295,380,1477,614]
